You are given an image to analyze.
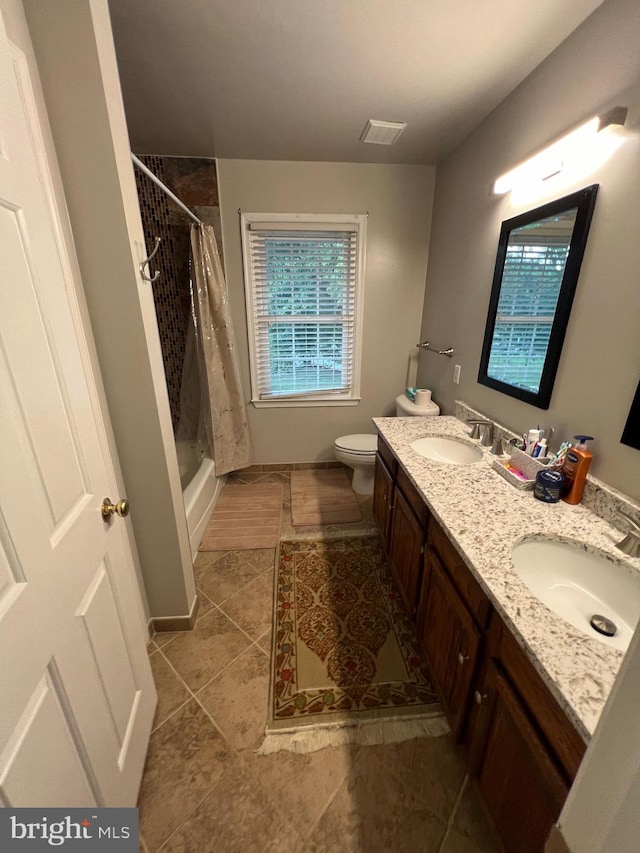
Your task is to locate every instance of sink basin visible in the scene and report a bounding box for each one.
[410,436,483,466]
[512,539,640,651]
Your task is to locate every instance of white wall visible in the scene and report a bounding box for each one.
[218,159,435,463]
[417,0,640,501]
[556,621,640,852]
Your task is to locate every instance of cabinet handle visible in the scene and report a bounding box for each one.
[474,690,488,705]
[457,653,470,666]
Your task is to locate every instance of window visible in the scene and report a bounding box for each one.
[486,227,572,393]
[240,213,366,407]
[478,185,598,409]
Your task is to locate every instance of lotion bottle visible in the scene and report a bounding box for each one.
[561,436,594,505]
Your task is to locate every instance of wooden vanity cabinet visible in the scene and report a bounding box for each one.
[372,436,587,852]
[469,660,569,853]
[374,438,426,617]
[372,452,394,545]
[417,548,482,738]
[388,486,425,616]
[466,614,587,853]
[417,515,491,740]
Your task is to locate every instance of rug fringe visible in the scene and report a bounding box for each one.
[256,714,450,755]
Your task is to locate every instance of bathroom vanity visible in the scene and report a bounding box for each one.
[372,415,639,853]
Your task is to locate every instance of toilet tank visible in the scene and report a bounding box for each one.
[395,393,440,417]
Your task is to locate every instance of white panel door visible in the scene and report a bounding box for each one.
[0,9,156,807]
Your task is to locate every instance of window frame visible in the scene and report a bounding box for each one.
[240,212,367,408]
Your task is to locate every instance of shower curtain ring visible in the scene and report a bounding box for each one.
[140,236,161,282]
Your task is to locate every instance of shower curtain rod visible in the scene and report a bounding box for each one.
[131,153,203,226]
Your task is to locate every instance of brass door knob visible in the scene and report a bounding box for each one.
[101,498,130,519]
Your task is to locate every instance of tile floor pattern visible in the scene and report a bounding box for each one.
[139,469,501,853]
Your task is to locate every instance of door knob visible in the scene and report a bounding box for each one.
[457,653,470,666]
[474,690,488,705]
[101,498,130,519]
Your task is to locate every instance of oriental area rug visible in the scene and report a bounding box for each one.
[259,537,448,754]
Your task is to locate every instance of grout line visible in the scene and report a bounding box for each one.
[156,611,260,701]
[155,785,219,853]
[436,772,470,853]
[255,628,271,654]
[149,693,193,736]
[303,755,354,842]
[194,611,269,690]
[151,638,257,738]
[143,652,228,850]
[213,563,275,608]
[192,549,229,573]
[215,573,276,653]
[188,689,309,845]
[196,555,276,608]
[191,689,238,744]
[151,633,178,651]
[194,587,217,621]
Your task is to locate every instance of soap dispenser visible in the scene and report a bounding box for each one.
[561,435,594,505]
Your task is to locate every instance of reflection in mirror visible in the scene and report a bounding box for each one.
[479,185,599,409]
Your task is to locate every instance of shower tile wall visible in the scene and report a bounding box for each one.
[134,155,222,430]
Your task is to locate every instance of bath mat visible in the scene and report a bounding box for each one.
[259,537,447,754]
[200,483,283,551]
[290,468,362,526]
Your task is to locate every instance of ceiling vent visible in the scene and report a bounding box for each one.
[360,119,407,145]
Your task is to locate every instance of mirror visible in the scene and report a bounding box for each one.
[479,185,599,409]
[622,379,640,450]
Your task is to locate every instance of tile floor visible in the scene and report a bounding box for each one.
[139,468,500,853]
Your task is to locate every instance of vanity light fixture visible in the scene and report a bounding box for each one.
[360,119,407,145]
[493,106,627,195]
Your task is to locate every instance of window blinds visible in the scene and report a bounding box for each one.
[487,237,570,393]
[246,228,359,399]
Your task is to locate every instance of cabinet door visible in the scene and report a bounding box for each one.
[418,551,480,738]
[472,661,569,853]
[389,487,425,617]
[373,453,394,548]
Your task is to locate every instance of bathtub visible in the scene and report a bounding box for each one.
[176,440,225,560]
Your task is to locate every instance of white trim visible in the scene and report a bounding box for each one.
[240,212,366,408]
[252,397,361,409]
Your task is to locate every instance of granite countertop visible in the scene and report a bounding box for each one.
[373,415,640,741]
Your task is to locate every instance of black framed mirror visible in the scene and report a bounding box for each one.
[622,379,640,450]
[479,184,599,409]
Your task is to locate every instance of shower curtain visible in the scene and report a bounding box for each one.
[177,224,252,475]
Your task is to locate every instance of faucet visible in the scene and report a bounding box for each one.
[466,419,494,447]
[615,511,640,559]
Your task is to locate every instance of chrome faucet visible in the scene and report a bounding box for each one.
[466,419,494,447]
[615,511,640,559]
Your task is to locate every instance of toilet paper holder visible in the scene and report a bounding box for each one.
[416,340,455,358]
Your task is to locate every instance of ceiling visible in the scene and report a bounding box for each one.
[108,0,605,165]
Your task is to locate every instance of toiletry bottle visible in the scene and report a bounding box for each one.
[561,436,594,505]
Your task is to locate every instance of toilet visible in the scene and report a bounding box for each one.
[395,391,440,418]
[334,391,440,495]
[334,434,379,495]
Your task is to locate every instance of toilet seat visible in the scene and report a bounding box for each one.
[334,434,377,455]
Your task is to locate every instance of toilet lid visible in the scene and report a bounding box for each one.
[335,433,377,454]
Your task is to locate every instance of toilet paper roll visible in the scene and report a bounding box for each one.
[415,389,432,406]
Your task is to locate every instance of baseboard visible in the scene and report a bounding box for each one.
[151,593,200,633]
